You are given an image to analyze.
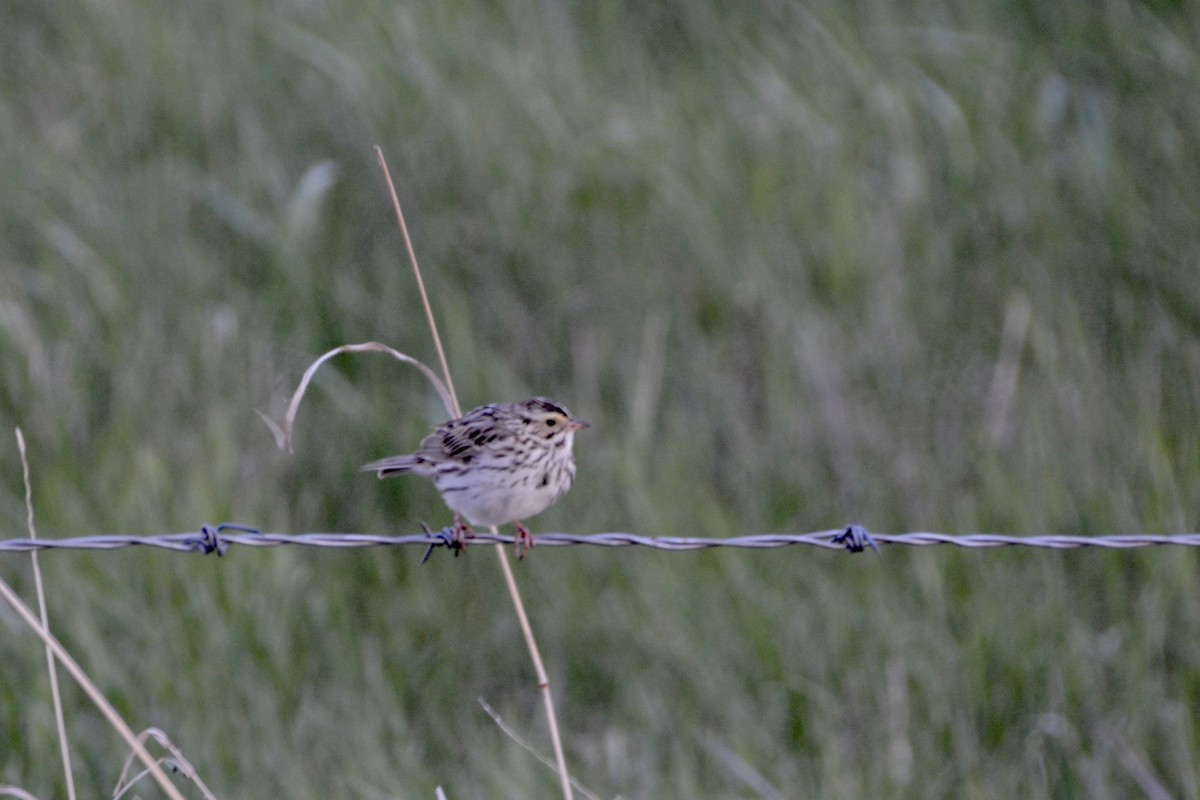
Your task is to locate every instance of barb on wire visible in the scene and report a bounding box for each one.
[2,524,1200,559]
[834,524,879,553]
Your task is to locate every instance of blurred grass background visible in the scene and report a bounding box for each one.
[2,0,1200,796]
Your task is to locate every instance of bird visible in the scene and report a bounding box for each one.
[362,397,588,558]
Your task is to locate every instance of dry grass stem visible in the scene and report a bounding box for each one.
[15,428,76,800]
[373,148,575,800]
[375,146,460,413]
[0,578,188,800]
[112,728,218,800]
[262,342,455,452]
[478,698,603,800]
[491,544,574,798]
[985,293,1032,445]
[630,312,668,446]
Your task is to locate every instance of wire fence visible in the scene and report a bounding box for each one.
[2,524,1199,560]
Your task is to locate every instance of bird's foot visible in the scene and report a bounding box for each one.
[513,521,535,560]
[451,515,475,557]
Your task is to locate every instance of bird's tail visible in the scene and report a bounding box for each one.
[361,455,423,478]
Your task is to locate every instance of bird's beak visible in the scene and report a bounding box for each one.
[567,418,590,432]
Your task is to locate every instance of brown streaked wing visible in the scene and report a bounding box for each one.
[417,409,496,464]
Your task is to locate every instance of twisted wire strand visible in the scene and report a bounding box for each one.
[1,524,1199,557]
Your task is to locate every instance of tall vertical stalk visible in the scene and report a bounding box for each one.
[374,147,574,800]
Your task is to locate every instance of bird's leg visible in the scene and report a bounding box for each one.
[513,521,535,560]
[451,514,475,556]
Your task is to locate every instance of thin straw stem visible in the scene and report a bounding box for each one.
[16,428,76,800]
[374,146,574,800]
[374,148,460,414]
[0,577,188,800]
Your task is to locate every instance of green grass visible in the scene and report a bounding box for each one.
[3,0,1200,797]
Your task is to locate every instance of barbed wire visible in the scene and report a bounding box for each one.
[1,524,1199,560]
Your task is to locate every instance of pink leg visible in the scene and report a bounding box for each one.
[451,515,474,555]
[513,521,535,560]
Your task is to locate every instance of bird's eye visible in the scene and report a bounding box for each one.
[546,418,557,427]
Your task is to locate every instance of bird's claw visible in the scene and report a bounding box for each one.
[513,522,535,560]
